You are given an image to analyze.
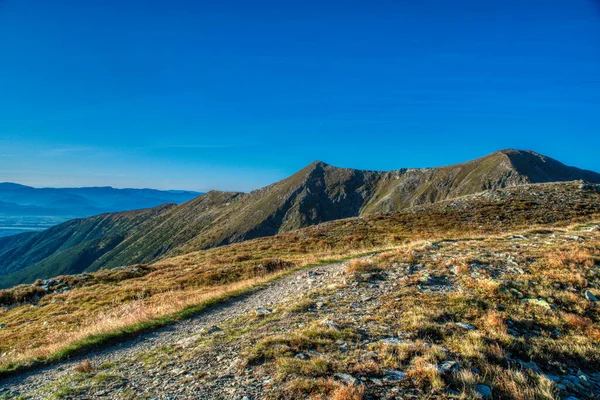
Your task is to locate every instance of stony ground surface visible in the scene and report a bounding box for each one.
[0,260,350,398]
[1,225,600,400]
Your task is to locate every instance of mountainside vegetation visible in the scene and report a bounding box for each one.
[38,223,599,400]
[1,149,599,288]
[0,180,599,380]
[0,205,174,286]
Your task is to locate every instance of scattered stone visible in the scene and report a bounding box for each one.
[384,370,408,382]
[584,290,598,302]
[171,368,188,376]
[509,235,526,240]
[176,336,196,348]
[563,375,581,385]
[359,273,379,282]
[518,360,541,372]
[380,338,405,346]
[474,384,492,399]
[8,221,600,399]
[455,322,476,330]
[306,350,323,358]
[321,318,340,331]
[254,308,272,316]
[509,288,524,298]
[337,341,349,352]
[521,298,553,310]
[438,360,459,374]
[334,372,358,386]
[544,374,561,383]
[201,325,223,335]
[419,271,431,283]
[0,324,5,329]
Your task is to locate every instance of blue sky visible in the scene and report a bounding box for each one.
[1,0,599,191]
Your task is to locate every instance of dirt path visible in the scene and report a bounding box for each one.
[0,260,350,396]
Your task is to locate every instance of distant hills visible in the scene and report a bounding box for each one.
[0,183,201,218]
[1,149,599,288]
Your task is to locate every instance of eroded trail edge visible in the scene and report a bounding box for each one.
[1,259,351,394]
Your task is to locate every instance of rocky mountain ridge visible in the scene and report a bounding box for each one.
[1,149,599,288]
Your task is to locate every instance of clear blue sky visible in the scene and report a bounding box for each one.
[1,0,599,191]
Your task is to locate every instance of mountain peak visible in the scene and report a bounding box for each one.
[307,160,329,168]
[496,148,541,157]
[2,149,599,289]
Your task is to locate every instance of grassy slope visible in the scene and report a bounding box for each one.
[3,150,600,287]
[0,181,599,374]
[0,204,174,288]
[212,227,600,400]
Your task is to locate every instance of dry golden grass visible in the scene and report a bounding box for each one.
[1,182,599,375]
[344,259,380,274]
[331,384,365,400]
[284,377,339,399]
[483,310,508,335]
[22,219,600,399]
[460,365,557,400]
[406,356,445,390]
[276,357,331,378]
[0,244,396,372]
[545,247,595,270]
[249,226,599,399]
[1,271,299,371]
[283,378,365,400]
[73,359,94,373]
[346,360,382,377]
[373,231,599,398]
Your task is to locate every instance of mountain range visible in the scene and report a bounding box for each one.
[0,183,201,218]
[1,149,599,288]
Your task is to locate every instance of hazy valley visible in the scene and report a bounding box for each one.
[0,184,200,238]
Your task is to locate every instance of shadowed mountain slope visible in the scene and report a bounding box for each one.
[0,204,174,284]
[1,149,599,288]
